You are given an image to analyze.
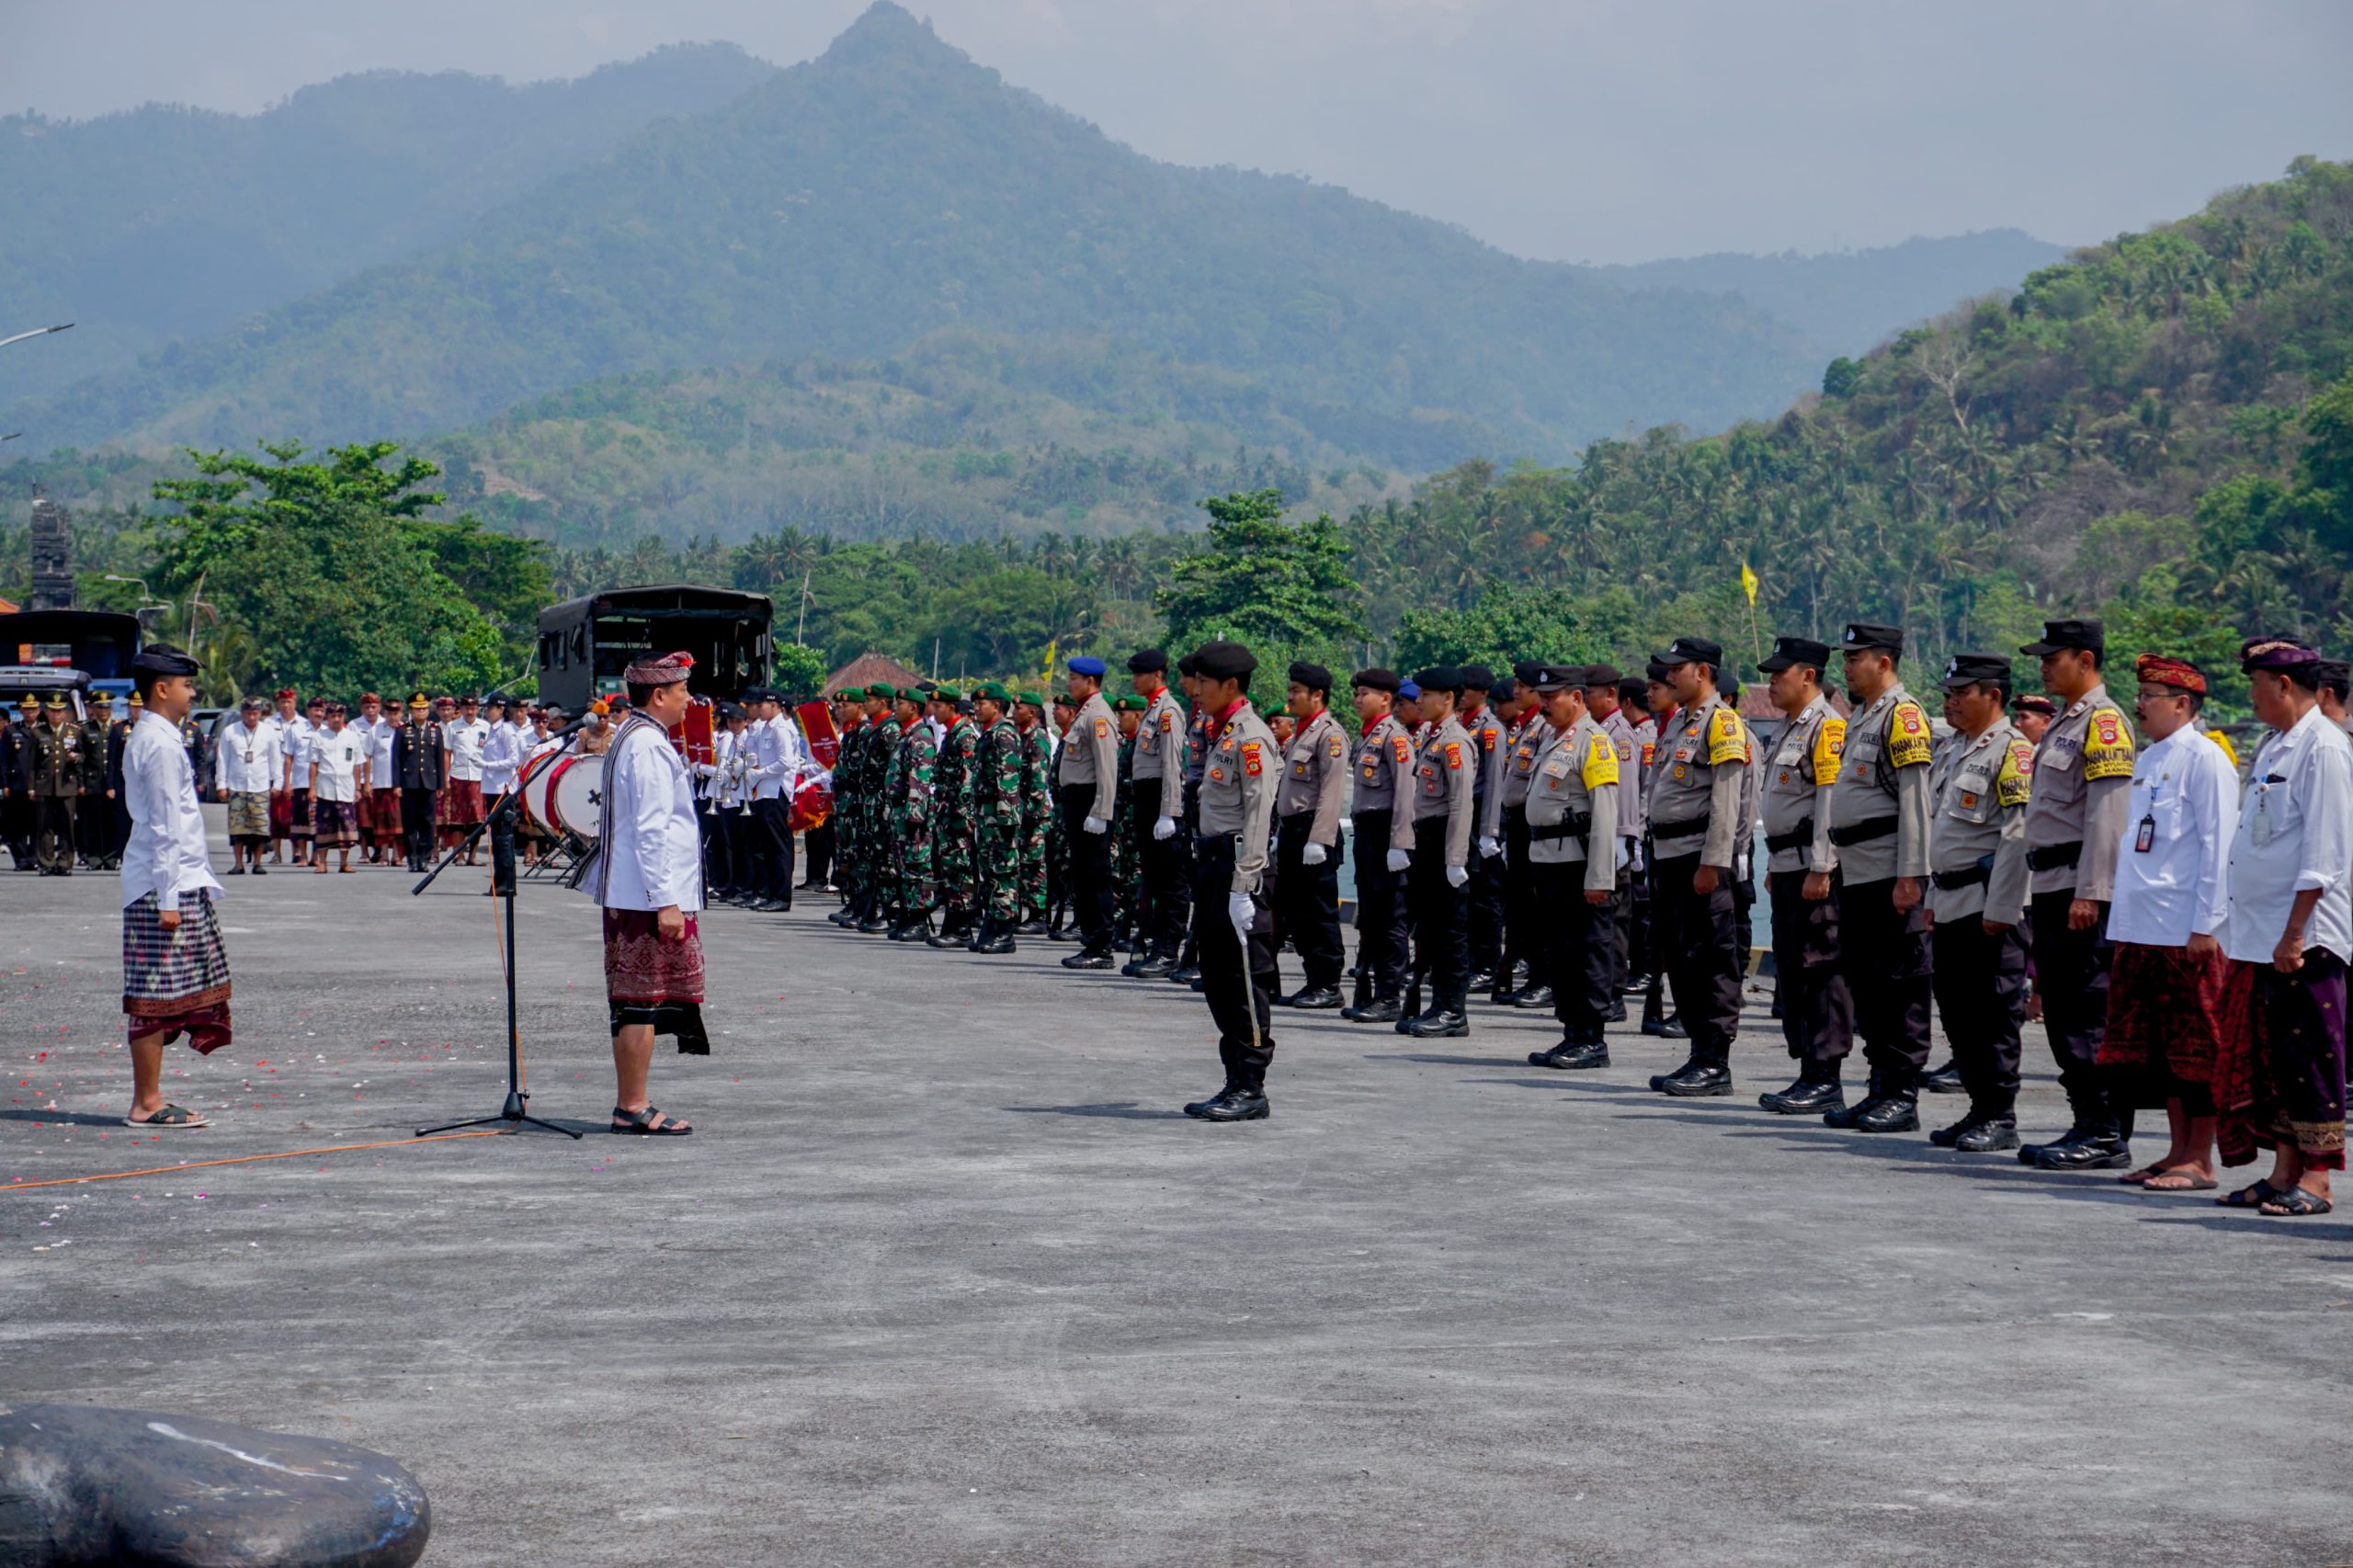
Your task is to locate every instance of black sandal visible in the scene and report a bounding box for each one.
[2258,1186,2333,1217]
[2216,1179,2288,1209]
[610,1105,691,1136]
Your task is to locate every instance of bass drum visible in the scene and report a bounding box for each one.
[550,754,606,839]
[520,752,563,837]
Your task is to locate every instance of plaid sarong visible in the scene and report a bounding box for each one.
[226,790,270,840]
[122,891,233,1053]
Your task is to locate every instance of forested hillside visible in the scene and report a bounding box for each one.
[6,3,1826,466]
[0,43,773,403]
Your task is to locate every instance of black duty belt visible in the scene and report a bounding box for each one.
[1529,811,1593,845]
[1651,817,1708,842]
[1931,856,1994,892]
[1827,816,1897,847]
[1763,818,1814,855]
[2027,841,2082,871]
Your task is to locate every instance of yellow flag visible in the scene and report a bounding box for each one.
[1740,562,1759,606]
[1043,638,1057,682]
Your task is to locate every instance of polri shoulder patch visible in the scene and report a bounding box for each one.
[1705,706,1745,767]
[1582,732,1620,790]
[2082,707,2135,781]
[1885,701,1932,768]
[1995,738,2034,807]
[1812,716,1847,787]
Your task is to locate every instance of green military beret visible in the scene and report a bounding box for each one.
[1111,694,1145,712]
[896,686,927,704]
[972,680,1012,703]
[931,685,963,703]
[865,682,897,700]
[1017,690,1046,709]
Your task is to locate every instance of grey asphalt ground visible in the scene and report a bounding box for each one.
[5,814,2351,1566]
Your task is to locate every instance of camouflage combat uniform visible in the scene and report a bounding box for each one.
[886,716,937,918]
[974,714,1024,926]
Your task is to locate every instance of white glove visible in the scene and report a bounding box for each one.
[1227,892,1256,939]
[1446,862,1470,889]
[1301,841,1328,867]
[1385,848,1411,873]
[1083,814,1108,835]
[1153,814,1176,841]
[1478,835,1501,859]
[1628,840,1646,873]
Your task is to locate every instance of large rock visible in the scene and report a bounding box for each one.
[0,1403,428,1567]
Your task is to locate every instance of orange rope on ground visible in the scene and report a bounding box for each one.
[0,1130,506,1192]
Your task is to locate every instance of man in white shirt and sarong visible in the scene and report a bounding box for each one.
[214,697,280,876]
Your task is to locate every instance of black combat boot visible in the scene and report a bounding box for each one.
[1283,984,1342,1010]
[1346,995,1404,1024]
[2031,1117,2131,1170]
[1530,1036,1608,1070]
[1759,1065,1845,1116]
[1920,1058,1965,1095]
[1654,1060,1732,1097]
[968,917,1017,956]
[1511,984,1556,1011]
[1404,1005,1469,1039]
[1847,1088,1920,1133]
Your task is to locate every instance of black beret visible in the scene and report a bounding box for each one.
[1939,652,2015,691]
[1192,640,1257,683]
[1351,667,1403,694]
[1127,649,1168,675]
[1458,664,1495,691]
[1840,623,1904,656]
[131,642,200,677]
[1176,652,1199,677]
[1412,666,1463,694]
[1582,663,1623,687]
[1618,677,1648,705]
[1488,679,1517,705]
[1287,661,1333,693]
[1644,660,1673,684]
[1757,636,1833,675]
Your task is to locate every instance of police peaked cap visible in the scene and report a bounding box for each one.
[1582,664,1623,687]
[2022,619,2105,658]
[1756,636,1833,675]
[1939,653,2014,691]
[1840,623,1904,656]
[1652,637,1722,669]
[1511,660,1548,688]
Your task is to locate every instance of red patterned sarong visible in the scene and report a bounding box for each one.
[371,788,404,847]
[2099,940,2246,1111]
[602,907,710,1053]
[439,778,485,827]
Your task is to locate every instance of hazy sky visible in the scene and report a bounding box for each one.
[7,0,2349,264]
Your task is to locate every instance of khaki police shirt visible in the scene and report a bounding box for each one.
[1927,719,2034,926]
[1411,715,1478,869]
[1825,683,1934,884]
[1198,702,1280,894]
[1131,686,1186,822]
[1055,691,1120,822]
[1759,692,1844,876]
[2022,684,2135,903]
[1502,712,1554,812]
[1277,708,1348,846]
[1647,695,1746,867]
[1350,711,1420,857]
[1464,703,1509,840]
[1526,715,1620,890]
[1598,706,1648,839]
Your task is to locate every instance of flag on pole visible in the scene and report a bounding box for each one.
[1740,562,1760,607]
[1043,638,1058,682]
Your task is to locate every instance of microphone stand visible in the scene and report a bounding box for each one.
[414,734,585,1139]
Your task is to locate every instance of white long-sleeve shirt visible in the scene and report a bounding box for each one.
[745,713,811,801]
[480,720,522,796]
[2108,723,2239,947]
[593,721,703,913]
[2223,705,2353,965]
[445,717,490,782]
[122,710,223,911]
[214,721,282,794]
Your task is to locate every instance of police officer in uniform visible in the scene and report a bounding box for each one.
[1055,656,1122,969]
[1459,666,1510,988]
[1492,664,1549,1006]
[1179,641,1282,1122]
[1822,624,1937,1132]
[1343,669,1417,1023]
[390,693,446,872]
[28,694,85,875]
[1123,650,1191,977]
[0,699,31,869]
[1754,636,1856,1115]
[1643,638,1748,1095]
[1924,653,2036,1152]
[1271,661,1349,1008]
[1401,667,1477,1038]
[2017,619,2138,1169]
[1522,665,1623,1069]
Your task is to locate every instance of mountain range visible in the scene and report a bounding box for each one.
[3,3,2067,543]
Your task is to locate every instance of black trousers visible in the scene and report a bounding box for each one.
[1352,811,1411,1003]
[1534,860,1616,1040]
[1468,824,1506,974]
[399,788,437,867]
[1136,786,1192,959]
[2029,891,2123,1129]
[1407,816,1471,1013]
[1498,806,1535,985]
[1273,813,1345,992]
[750,797,794,903]
[1618,843,1653,986]
[1651,852,1744,1066]
[1768,867,1855,1074]
[1192,835,1277,1087]
[1931,916,2029,1115]
[1059,784,1115,952]
[1839,877,1934,1089]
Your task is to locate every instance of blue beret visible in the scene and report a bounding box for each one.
[1068,655,1107,677]
[1397,680,1421,700]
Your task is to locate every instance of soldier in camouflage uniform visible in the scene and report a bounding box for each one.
[859,682,902,929]
[927,687,981,948]
[1044,693,1078,936]
[1111,694,1146,950]
[824,688,866,921]
[964,682,1024,955]
[1015,692,1054,934]
[883,688,937,940]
